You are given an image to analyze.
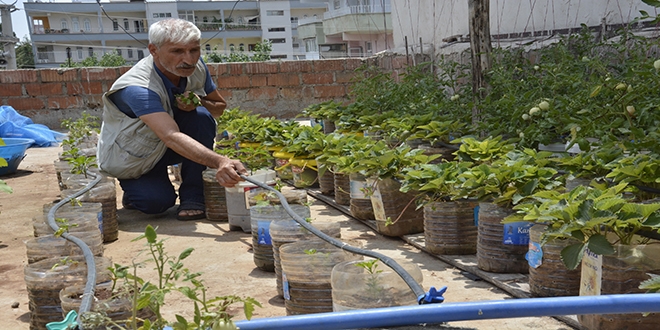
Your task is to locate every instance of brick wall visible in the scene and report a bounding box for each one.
[0,55,412,129]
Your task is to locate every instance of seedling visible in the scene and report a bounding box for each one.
[355,259,385,298]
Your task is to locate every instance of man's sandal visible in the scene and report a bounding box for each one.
[176,203,206,221]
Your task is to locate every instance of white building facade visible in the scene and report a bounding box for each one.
[22,0,328,68]
[391,0,660,57]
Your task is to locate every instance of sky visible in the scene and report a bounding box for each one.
[0,0,30,41]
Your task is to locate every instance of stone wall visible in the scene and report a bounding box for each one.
[0,55,411,129]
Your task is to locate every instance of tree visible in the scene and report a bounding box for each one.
[61,51,126,68]
[204,40,272,63]
[15,37,35,68]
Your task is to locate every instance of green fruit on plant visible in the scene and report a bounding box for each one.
[654,59,660,70]
[522,114,530,120]
[529,107,540,116]
[538,101,549,111]
[615,83,627,90]
[626,105,635,115]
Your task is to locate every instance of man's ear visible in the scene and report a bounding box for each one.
[148,44,158,56]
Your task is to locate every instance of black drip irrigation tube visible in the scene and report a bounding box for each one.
[240,174,447,304]
[46,172,103,329]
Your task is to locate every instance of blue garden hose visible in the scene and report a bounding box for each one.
[45,172,103,329]
[240,174,447,304]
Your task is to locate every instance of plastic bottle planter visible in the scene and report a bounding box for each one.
[527,224,581,297]
[250,201,310,273]
[26,233,104,264]
[289,158,319,189]
[333,172,351,206]
[273,151,294,180]
[202,168,228,222]
[271,218,341,298]
[578,243,660,330]
[61,180,119,243]
[316,160,335,196]
[348,173,375,221]
[280,240,361,315]
[225,169,277,232]
[36,202,103,237]
[476,202,531,274]
[331,258,423,311]
[423,200,479,255]
[53,160,73,190]
[24,255,112,330]
[368,177,424,237]
[59,281,133,327]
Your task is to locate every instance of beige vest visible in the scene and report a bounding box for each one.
[97,55,208,179]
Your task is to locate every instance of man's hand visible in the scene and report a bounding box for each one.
[175,91,202,112]
[216,158,248,188]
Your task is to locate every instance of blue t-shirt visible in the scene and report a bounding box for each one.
[109,59,217,118]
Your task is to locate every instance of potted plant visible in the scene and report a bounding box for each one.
[452,137,563,273]
[604,152,660,202]
[279,124,326,188]
[352,141,438,237]
[400,161,478,255]
[506,183,660,329]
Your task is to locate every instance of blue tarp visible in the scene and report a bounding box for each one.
[0,105,66,147]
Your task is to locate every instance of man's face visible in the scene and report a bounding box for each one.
[149,40,201,79]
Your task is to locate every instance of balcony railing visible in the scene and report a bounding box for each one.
[298,17,322,26]
[197,22,261,31]
[32,27,148,35]
[323,4,391,20]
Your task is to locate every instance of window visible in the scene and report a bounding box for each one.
[203,17,208,23]
[123,19,129,30]
[116,48,122,56]
[269,38,286,44]
[305,39,318,52]
[179,11,194,22]
[112,19,118,31]
[33,19,45,34]
[290,17,298,24]
[268,27,285,32]
[266,10,284,16]
[127,47,133,58]
[77,47,83,59]
[83,19,92,32]
[334,0,341,10]
[271,54,287,59]
[205,44,211,51]
[72,18,79,32]
[239,43,245,51]
[229,43,235,50]
[137,50,144,59]
[88,47,94,57]
[134,20,145,33]
[60,19,68,30]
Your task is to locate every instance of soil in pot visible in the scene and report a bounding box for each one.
[477,202,530,274]
[203,168,228,222]
[349,173,374,221]
[280,241,361,315]
[578,243,660,330]
[333,173,351,206]
[527,224,581,297]
[424,200,478,255]
[370,177,424,237]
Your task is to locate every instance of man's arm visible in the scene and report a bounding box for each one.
[140,112,246,186]
[200,89,227,118]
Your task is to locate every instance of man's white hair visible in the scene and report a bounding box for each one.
[149,18,201,48]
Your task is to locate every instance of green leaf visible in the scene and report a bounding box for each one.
[175,314,188,326]
[178,247,195,260]
[145,224,157,244]
[587,234,615,255]
[561,242,586,270]
[644,212,660,227]
[642,0,660,8]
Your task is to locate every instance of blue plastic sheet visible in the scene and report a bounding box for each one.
[0,105,66,147]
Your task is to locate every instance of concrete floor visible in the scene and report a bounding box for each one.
[0,145,576,330]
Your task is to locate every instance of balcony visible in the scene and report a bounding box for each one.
[323,4,391,20]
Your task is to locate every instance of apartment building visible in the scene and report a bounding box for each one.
[23,0,327,68]
[298,0,392,59]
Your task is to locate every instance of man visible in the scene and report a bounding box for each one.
[97,18,247,221]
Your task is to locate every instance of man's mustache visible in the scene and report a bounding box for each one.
[177,64,195,69]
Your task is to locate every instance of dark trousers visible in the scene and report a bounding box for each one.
[118,107,216,214]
